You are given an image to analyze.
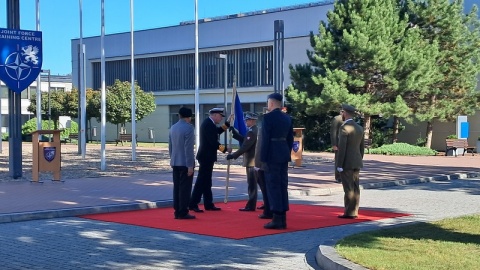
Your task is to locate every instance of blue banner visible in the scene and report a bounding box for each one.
[234,92,247,137]
[0,28,43,93]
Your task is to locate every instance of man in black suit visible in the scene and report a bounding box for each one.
[189,108,230,212]
[227,112,259,211]
[260,93,294,229]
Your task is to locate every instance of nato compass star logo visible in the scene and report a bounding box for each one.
[3,45,39,83]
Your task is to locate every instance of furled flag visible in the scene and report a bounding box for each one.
[233,92,247,137]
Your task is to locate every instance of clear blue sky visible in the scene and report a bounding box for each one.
[0,0,322,75]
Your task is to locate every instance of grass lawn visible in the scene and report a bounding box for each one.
[336,214,480,270]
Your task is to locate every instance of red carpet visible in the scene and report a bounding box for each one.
[80,201,409,240]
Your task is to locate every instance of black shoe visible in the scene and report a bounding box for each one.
[338,215,357,219]
[177,214,196,219]
[335,179,342,183]
[258,213,273,219]
[189,206,204,213]
[239,207,255,212]
[205,206,221,211]
[264,214,286,229]
[257,205,265,210]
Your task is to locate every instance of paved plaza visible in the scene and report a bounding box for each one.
[0,144,479,269]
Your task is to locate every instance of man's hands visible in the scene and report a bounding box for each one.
[188,167,194,176]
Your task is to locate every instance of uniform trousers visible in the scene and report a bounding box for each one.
[264,162,289,213]
[340,169,360,216]
[189,161,215,209]
[172,166,194,217]
[255,169,271,216]
[244,167,258,209]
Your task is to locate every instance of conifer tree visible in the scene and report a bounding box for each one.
[288,0,438,141]
[405,0,480,148]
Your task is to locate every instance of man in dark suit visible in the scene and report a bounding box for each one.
[227,112,259,211]
[260,93,294,229]
[189,108,230,212]
[330,113,344,183]
[336,104,365,219]
[169,107,195,219]
[254,124,272,219]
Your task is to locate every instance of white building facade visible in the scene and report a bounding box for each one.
[0,75,72,134]
[71,1,479,150]
[71,2,333,143]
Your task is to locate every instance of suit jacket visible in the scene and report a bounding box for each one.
[169,119,195,168]
[231,125,257,167]
[196,117,226,163]
[330,114,344,147]
[336,119,364,170]
[260,108,294,164]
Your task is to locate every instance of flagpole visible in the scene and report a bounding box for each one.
[225,75,236,203]
[79,0,86,159]
[130,0,136,160]
[100,0,106,170]
[35,0,41,132]
[194,0,200,157]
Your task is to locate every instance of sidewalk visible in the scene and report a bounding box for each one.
[1,151,478,223]
[0,150,479,269]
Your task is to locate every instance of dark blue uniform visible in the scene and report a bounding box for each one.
[260,108,294,213]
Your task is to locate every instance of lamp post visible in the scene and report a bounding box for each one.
[41,69,51,140]
[217,53,227,144]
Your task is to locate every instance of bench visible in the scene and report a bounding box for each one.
[115,133,138,146]
[62,133,79,144]
[445,139,475,157]
[364,138,372,153]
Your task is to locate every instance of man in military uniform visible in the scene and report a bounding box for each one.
[336,104,364,219]
[260,93,294,229]
[227,112,259,211]
[330,111,344,183]
[189,108,231,212]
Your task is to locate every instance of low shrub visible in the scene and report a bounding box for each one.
[369,142,437,156]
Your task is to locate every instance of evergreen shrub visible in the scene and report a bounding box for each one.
[369,143,437,156]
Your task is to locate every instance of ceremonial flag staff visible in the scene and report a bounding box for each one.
[225,75,237,203]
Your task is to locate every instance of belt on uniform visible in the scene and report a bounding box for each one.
[270,137,286,141]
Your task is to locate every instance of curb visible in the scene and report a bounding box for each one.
[0,195,248,224]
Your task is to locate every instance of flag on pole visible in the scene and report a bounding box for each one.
[233,92,247,136]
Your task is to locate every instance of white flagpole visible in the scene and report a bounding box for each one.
[35,0,41,131]
[130,0,136,160]
[194,0,200,156]
[79,0,86,159]
[100,0,106,170]
[225,75,236,203]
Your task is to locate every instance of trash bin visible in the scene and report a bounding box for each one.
[31,130,62,182]
[291,128,305,167]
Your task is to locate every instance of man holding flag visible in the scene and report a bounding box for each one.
[227,112,259,211]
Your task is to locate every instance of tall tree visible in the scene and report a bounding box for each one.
[405,0,480,148]
[288,0,438,142]
[104,80,156,131]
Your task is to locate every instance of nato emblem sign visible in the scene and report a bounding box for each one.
[292,141,300,153]
[0,28,42,93]
[44,147,56,162]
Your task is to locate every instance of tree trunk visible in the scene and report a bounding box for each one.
[363,115,371,139]
[425,121,434,149]
[392,116,399,143]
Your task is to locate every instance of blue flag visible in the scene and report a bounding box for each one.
[233,92,247,137]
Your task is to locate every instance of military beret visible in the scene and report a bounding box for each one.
[209,107,225,116]
[267,92,283,102]
[244,112,258,120]
[341,104,357,114]
[178,107,192,118]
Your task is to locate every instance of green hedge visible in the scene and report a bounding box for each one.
[369,143,437,156]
